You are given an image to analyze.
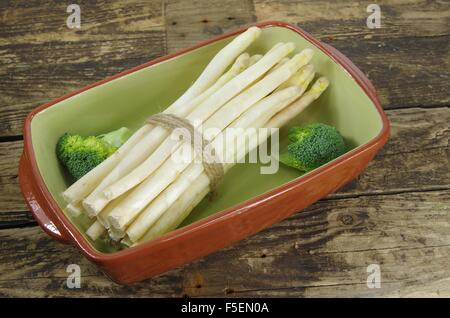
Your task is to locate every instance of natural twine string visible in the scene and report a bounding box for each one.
[146,113,224,192]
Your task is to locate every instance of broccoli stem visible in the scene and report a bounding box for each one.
[98,127,132,148]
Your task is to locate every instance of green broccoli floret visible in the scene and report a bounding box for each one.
[56,127,131,180]
[279,123,346,172]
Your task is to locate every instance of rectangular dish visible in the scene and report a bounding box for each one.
[19,21,390,284]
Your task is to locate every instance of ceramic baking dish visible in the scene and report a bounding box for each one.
[19,21,390,284]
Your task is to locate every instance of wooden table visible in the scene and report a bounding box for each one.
[0,0,449,297]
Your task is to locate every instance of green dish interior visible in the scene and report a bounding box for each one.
[31,26,383,253]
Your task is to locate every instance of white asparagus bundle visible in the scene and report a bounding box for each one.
[125,66,316,242]
[85,51,279,240]
[84,42,297,217]
[103,44,298,201]
[63,26,261,206]
[58,26,333,246]
[91,53,264,232]
[124,88,299,242]
[131,77,330,245]
[104,49,311,203]
[85,53,284,227]
[105,50,312,232]
[81,52,253,216]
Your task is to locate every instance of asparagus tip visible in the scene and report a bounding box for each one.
[311,77,330,97]
[248,26,262,38]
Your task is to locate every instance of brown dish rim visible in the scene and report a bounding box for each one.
[20,21,390,263]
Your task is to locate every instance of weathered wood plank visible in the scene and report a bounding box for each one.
[0,0,164,41]
[1,0,449,137]
[329,35,449,110]
[0,0,448,299]
[0,106,448,226]
[0,190,449,297]
[164,0,256,52]
[0,0,165,138]
[0,141,29,216]
[0,140,37,228]
[254,0,450,109]
[331,106,450,198]
[254,0,450,39]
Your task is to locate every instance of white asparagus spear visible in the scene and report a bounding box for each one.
[125,87,303,242]
[130,180,210,245]
[82,51,255,216]
[276,64,314,92]
[249,54,263,65]
[168,53,251,113]
[226,65,315,133]
[267,42,283,53]
[268,77,330,127]
[272,57,290,71]
[95,194,127,229]
[201,50,313,135]
[108,226,125,242]
[85,43,296,217]
[105,50,311,231]
[170,26,261,108]
[86,220,106,241]
[126,66,315,241]
[133,77,329,244]
[63,27,260,205]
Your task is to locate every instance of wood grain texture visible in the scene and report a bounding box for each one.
[0,0,165,138]
[1,1,449,137]
[164,0,256,52]
[0,0,449,297]
[254,0,450,109]
[1,106,449,227]
[0,190,449,297]
[1,106,448,225]
[254,0,450,39]
[331,106,450,198]
[0,141,32,227]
